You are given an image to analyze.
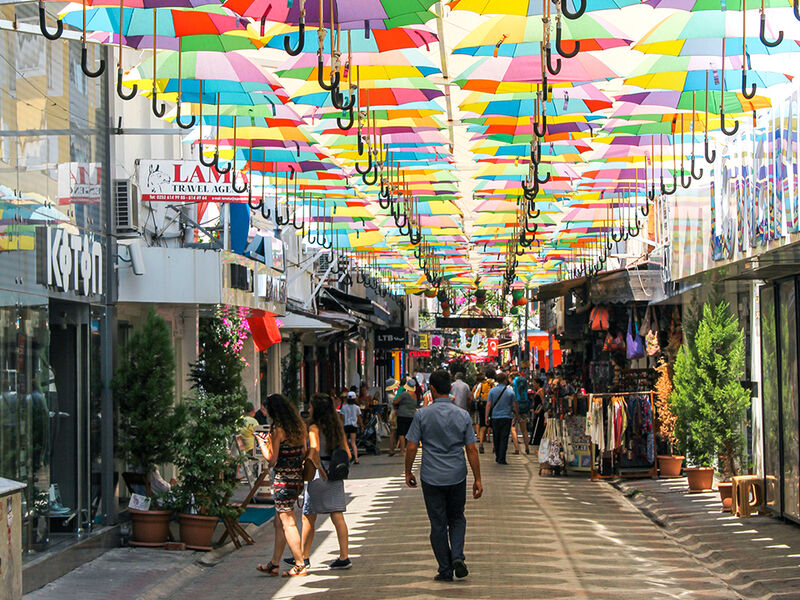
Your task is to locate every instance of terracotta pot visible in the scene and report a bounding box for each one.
[718,482,734,511]
[685,466,714,493]
[178,513,218,551]
[129,509,171,547]
[657,455,684,478]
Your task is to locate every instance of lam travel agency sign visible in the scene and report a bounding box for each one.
[136,160,247,203]
[36,226,103,296]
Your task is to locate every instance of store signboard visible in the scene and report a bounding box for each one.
[57,163,101,205]
[487,338,499,357]
[136,159,246,202]
[419,333,430,350]
[436,317,504,329]
[35,226,103,296]
[375,327,406,349]
[409,350,430,357]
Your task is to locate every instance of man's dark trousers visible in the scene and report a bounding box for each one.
[420,479,467,578]
[492,417,512,463]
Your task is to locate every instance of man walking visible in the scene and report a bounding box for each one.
[405,370,483,582]
[450,372,472,413]
[485,372,517,464]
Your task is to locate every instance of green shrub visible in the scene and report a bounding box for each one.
[670,300,750,476]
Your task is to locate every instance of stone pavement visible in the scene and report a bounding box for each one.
[615,477,800,600]
[28,449,754,600]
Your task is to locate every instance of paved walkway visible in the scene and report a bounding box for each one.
[29,450,750,600]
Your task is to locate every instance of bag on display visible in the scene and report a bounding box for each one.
[590,306,610,331]
[626,312,645,360]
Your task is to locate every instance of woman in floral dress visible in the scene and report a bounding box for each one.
[255,394,308,577]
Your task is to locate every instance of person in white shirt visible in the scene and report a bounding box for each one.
[340,392,363,464]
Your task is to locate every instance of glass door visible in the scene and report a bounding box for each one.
[761,285,781,514]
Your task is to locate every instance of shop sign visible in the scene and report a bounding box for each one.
[36,226,103,296]
[409,350,430,357]
[57,163,101,205]
[430,335,443,347]
[419,333,430,350]
[436,317,504,329]
[375,327,406,349]
[487,338,499,357]
[136,159,246,203]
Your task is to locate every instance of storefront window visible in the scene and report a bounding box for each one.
[779,280,800,521]
[761,285,781,513]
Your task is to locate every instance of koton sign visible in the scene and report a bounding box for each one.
[136,160,247,203]
[36,226,103,296]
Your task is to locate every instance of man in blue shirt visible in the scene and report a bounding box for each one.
[485,372,518,464]
[405,369,483,582]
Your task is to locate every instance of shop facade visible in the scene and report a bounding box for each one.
[0,16,116,568]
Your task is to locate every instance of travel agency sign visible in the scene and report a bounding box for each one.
[135,160,247,202]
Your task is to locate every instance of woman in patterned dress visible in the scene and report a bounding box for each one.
[255,394,308,577]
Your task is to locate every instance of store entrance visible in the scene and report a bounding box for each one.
[48,300,92,537]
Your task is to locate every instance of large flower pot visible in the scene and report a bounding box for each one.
[685,466,714,493]
[718,482,734,512]
[657,455,684,478]
[178,513,218,551]
[129,509,171,547]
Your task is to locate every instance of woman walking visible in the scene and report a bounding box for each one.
[340,393,362,464]
[299,393,353,570]
[255,394,308,577]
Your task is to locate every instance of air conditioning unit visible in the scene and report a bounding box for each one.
[113,179,139,234]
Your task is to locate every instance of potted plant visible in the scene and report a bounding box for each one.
[654,359,684,478]
[171,392,245,550]
[113,309,186,547]
[670,300,750,494]
[175,308,249,549]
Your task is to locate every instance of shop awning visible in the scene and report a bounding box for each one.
[589,267,666,304]
[279,311,333,331]
[321,288,375,316]
[535,276,588,301]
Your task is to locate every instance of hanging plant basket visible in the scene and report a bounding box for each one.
[511,289,525,301]
[424,288,437,298]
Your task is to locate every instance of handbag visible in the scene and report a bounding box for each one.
[326,448,350,481]
[626,312,645,360]
[590,306,610,331]
[606,332,626,353]
[645,330,660,356]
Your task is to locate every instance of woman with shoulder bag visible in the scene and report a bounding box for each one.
[297,393,353,571]
[255,394,308,577]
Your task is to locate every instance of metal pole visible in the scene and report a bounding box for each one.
[101,44,118,525]
[524,288,530,378]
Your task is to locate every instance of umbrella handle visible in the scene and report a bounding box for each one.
[215,159,232,175]
[535,166,550,185]
[759,13,783,47]
[232,172,248,194]
[680,168,692,189]
[795,0,800,22]
[555,21,579,58]
[545,47,561,77]
[175,103,196,129]
[355,148,372,175]
[151,88,166,118]
[691,156,704,180]
[336,106,354,131]
[562,0,586,20]
[284,14,306,56]
[704,137,716,163]
[642,187,653,217]
[247,183,262,210]
[116,67,137,101]
[660,173,677,195]
[719,110,740,136]
[39,2,63,40]
[81,44,105,78]
[362,161,378,185]
[317,54,340,91]
[199,146,218,168]
[741,70,757,100]
[332,86,356,110]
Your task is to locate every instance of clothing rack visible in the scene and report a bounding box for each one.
[589,391,656,481]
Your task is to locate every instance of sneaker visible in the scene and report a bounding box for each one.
[479,445,484,454]
[434,573,453,582]
[283,557,310,569]
[329,558,352,570]
[452,559,468,579]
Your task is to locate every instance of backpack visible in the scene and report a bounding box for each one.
[327,448,350,481]
[476,380,493,401]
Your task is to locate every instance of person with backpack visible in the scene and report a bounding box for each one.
[485,372,517,464]
[294,393,353,571]
[472,371,495,454]
[511,371,531,455]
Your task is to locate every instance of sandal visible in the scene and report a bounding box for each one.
[282,564,308,577]
[256,562,279,576]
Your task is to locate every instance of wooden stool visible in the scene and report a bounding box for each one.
[731,475,764,518]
